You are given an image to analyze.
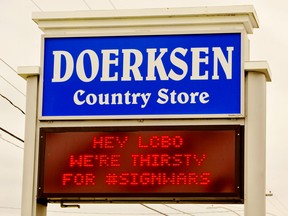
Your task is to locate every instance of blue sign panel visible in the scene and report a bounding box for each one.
[41,33,242,118]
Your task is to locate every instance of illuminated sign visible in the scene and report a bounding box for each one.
[38,125,243,203]
[41,33,242,118]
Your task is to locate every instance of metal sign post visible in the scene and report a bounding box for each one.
[19,6,271,216]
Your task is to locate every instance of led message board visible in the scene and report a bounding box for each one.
[38,125,243,203]
[41,33,242,118]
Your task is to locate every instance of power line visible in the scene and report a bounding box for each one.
[47,210,157,215]
[30,0,43,11]
[0,135,23,150]
[0,92,25,115]
[274,195,288,213]
[108,0,116,9]
[0,59,26,97]
[0,73,25,96]
[0,127,24,143]
[82,0,116,10]
[0,57,17,74]
[82,0,92,10]
[267,194,288,216]
[162,204,194,216]
[206,206,241,215]
[267,198,286,216]
[141,204,169,216]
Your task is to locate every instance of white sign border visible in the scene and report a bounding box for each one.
[38,30,245,120]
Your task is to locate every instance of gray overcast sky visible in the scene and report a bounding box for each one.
[1,0,288,215]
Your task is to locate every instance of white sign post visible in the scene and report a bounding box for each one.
[245,61,271,215]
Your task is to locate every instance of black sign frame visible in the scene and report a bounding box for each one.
[37,125,244,204]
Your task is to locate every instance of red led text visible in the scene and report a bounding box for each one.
[106,172,211,186]
[57,132,222,192]
[93,136,128,148]
[69,154,121,167]
[138,135,183,148]
[131,153,207,167]
[62,173,96,186]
